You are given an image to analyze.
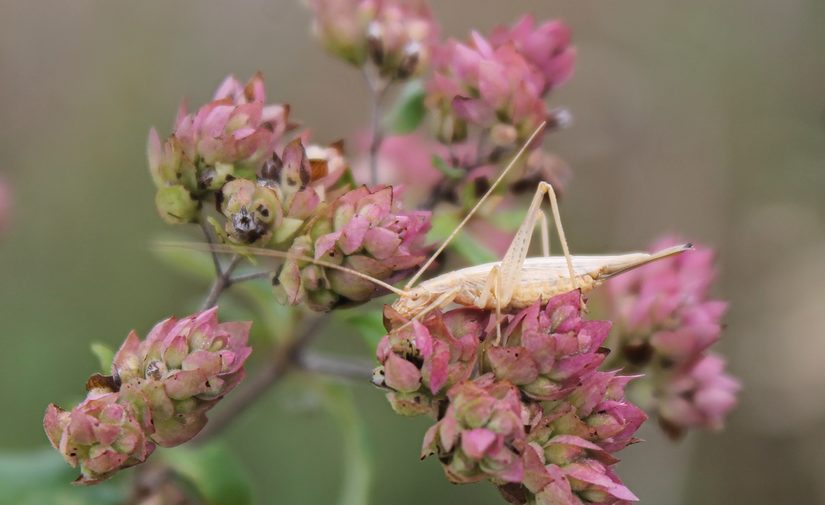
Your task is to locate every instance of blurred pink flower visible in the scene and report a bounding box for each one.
[602,236,739,437]
[606,236,727,363]
[308,0,438,78]
[658,354,740,436]
[427,16,575,143]
[428,32,547,142]
[490,15,576,93]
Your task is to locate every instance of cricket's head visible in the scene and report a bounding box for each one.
[390,287,433,320]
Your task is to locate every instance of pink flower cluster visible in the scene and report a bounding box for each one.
[147,73,288,224]
[603,237,739,437]
[427,15,575,143]
[147,73,433,311]
[44,308,251,484]
[308,0,438,78]
[276,184,431,310]
[375,292,646,504]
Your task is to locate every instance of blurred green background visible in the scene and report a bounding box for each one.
[2,1,824,504]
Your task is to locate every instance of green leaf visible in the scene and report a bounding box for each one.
[488,208,526,232]
[152,235,216,282]
[0,448,126,505]
[231,277,296,344]
[161,443,253,505]
[429,212,498,265]
[384,80,426,134]
[335,309,386,351]
[431,155,465,181]
[90,342,114,374]
[320,383,373,505]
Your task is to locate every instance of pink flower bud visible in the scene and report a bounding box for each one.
[109,308,252,447]
[422,375,526,484]
[488,292,610,401]
[44,392,155,485]
[275,185,431,310]
[308,0,438,78]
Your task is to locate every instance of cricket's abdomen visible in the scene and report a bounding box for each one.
[451,273,598,310]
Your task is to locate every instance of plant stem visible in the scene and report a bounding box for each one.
[363,69,391,185]
[193,316,329,443]
[200,255,241,311]
[229,270,272,284]
[200,219,223,277]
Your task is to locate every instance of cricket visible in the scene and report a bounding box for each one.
[168,122,691,333]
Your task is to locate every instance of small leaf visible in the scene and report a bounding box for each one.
[0,448,126,505]
[385,80,426,134]
[152,235,216,281]
[336,310,386,351]
[161,442,253,505]
[90,342,114,374]
[431,155,464,180]
[320,383,373,505]
[430,213,498,265]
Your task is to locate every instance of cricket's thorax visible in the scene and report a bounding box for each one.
[391,252,664,317]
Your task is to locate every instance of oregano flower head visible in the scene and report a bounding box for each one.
[147,73,288,224]
[43,308,251,484]
[44,392,155,485]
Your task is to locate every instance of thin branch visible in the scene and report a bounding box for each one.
[298,352,374,382]
[193,316,329,444]
[199,219,223,277]
[363,69,391,185]
[229,270,272,284]
[200,255,242,311]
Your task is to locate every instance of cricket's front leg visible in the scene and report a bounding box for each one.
[475,265,506,345]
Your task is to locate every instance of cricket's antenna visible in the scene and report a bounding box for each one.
[405,121,547,289]
[158,241,409,297]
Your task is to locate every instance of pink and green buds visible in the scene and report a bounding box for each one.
[220,139,352,246]
[421,374,526,485]
[148,73,288,224]
[44,308,252,484]
[44,392,155,485]
[518,441,638,505]
[111,307,252,446]
[307,0,438,79]
[487,291,610,401]
[502,372,644,505]
[374,306,487,416]
[274,185,430,310]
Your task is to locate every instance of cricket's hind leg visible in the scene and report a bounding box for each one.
[497,181,579,306]
[539,210,550,257]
